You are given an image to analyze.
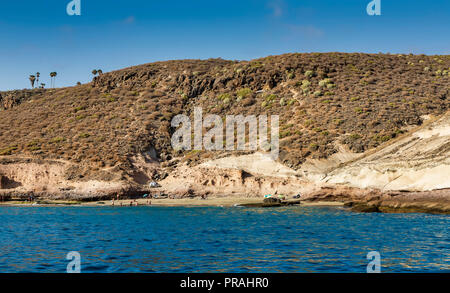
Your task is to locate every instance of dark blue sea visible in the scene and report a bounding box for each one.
[0,206,448,273]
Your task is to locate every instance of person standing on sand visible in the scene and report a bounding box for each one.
[112,199,115,206]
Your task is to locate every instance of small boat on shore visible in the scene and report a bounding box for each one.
[238,198,301,208]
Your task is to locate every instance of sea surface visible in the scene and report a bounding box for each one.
[0,206,448,273]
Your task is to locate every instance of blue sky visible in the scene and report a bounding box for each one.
[0,0,449,90]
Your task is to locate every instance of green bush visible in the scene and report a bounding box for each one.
[218,93,232,101]
[305,70,314,78]
[349,133,361,140]
[236,88,252,99]
[318,78,332,87]
[0,145,18,155]
[79,133,90,138]
[50,137,65,144]
[300,80,311,90]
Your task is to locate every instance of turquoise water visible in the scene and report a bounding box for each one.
[0,206,448,273]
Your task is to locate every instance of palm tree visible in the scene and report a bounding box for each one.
[40,83,45,89]
[36,72,40,86]
[50,72,57,88]
[97,69,103,75]
[29,75,36,88]
[92,69,98,76]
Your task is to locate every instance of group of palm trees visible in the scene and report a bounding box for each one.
[29,72,57,89]
[28,69,103,89]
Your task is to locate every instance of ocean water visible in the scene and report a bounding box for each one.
[0,206,448,273]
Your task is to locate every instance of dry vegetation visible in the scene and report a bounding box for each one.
[0,53,448,179]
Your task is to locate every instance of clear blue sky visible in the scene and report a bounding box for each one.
[0,0,449,90]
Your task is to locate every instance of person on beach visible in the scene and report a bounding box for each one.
[112,199,115,206]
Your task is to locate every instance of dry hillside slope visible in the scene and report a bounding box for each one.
[0,53,449,203]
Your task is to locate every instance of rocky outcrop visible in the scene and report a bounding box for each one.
[0,89,45,110]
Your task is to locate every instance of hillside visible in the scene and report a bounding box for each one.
[0,53,449,204]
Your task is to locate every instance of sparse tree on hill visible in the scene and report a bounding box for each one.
[50,72,57,88]
[92,69,98,76]
[36,72,40,87]
[29,75,36,88]
[40,83,45,89]
[97,69,103,75]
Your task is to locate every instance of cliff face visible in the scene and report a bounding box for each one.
[0,53,449,201]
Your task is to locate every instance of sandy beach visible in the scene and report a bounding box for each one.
[0,197,344,208]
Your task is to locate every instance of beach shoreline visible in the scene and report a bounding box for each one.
[0,196,344,208]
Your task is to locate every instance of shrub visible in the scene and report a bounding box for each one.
[279,98,286,106]
[0,145,18,155]
[286,70,294,79]
[79,133,90,138]
[349,133,361,141]
[265,94,278,102]
[236,88,252,99]
[218,93,232,101]
[309,143,319,151]
[250,61,263,69]
[300,80,311,90]
[50,137,65,144]
[313,91,322,97]
[305,70,314,78]
[318,78,332,87]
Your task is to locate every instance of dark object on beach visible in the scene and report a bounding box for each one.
[240,199,301,208]
[293,193,302,199]
[264,197,282,204]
